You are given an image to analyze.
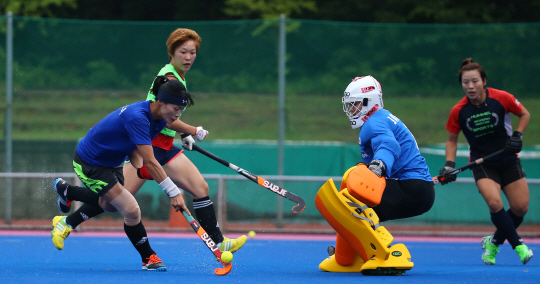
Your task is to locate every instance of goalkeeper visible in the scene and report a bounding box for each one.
[317,75,435,273]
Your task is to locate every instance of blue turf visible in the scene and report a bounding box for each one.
[1,235,538,283]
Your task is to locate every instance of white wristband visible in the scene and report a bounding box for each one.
[159,177,181,198]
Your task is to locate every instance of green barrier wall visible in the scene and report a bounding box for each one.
[1,140,539,225]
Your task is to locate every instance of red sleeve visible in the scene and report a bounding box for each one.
[445,97,467,134]
[487,88,523,115]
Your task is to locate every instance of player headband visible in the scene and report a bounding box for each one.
[156,90,188,107]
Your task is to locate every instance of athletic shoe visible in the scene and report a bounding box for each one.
[481,235,499,265]
[142,254,167,271]
[515,244,533,265]
[51,216,72,250]
[220,235,247,253]
[53,178,72,213]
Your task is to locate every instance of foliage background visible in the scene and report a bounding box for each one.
[0,16,538,145]
[3,0,540,23]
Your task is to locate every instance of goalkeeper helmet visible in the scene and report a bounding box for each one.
[342,75,383,129]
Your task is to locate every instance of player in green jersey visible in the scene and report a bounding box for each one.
[53,28,246,257]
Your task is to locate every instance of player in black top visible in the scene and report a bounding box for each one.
[440,58,532,265]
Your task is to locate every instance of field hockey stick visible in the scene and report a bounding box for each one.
[181,210,233,276]
[432,149,505,184]
[189,143,306,213]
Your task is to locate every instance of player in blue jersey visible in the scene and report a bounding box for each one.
[53,28,246,255]
[51,76,192,271]
[318,75,435,273]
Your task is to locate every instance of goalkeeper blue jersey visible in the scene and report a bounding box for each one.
[359,109,431,181]
[77,101,167,168]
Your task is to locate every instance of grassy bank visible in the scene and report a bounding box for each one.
[3,90,539,146]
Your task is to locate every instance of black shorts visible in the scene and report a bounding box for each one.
[373,179,435,222]
[471,158,526,187]
[73,151,124,197]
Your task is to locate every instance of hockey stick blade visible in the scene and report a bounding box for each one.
[191,144,306,213]
[251,174,305,213]
[181,211,233,276]
[433,149,505,184]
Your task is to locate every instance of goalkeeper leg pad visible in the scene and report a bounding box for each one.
[319,254,366,272]
[315,178,413,274]
[319,233,364,272]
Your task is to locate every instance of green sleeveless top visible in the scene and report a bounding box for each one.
[147,64,187,137]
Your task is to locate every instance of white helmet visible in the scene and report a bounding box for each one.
[342,75,383,129]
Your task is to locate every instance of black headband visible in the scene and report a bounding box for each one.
[156,90,188,107]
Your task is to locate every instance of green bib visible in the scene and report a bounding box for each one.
[147,64,187,137]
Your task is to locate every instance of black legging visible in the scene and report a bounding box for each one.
[373,179,435,222]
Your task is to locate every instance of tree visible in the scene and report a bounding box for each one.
[304,0,540,23]
[0,0,76,17]
[223,0,317,19]
[2,0,540,23]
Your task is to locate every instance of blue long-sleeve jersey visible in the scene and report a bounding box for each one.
[359,109,431,181]
[77,101,166,168]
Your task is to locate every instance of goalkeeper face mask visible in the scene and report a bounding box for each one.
[342,75,383,129]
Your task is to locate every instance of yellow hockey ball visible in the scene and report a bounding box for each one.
[248,231,256,238]
[221,251,233,263]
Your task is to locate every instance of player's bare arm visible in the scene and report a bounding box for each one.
[165,119,197,135]
[444,132,459,163]
[515,106,530,134]
[128,148,143,169]
[136,144,190,214]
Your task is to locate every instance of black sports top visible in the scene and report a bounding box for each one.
[446,87,523,164]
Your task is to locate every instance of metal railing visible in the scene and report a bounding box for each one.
[0,172,343,230]
[2,172,539,235]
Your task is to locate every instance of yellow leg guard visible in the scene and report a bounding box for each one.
[315,178,414,275]
[360,243,413,276]
[319,254,365,272]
